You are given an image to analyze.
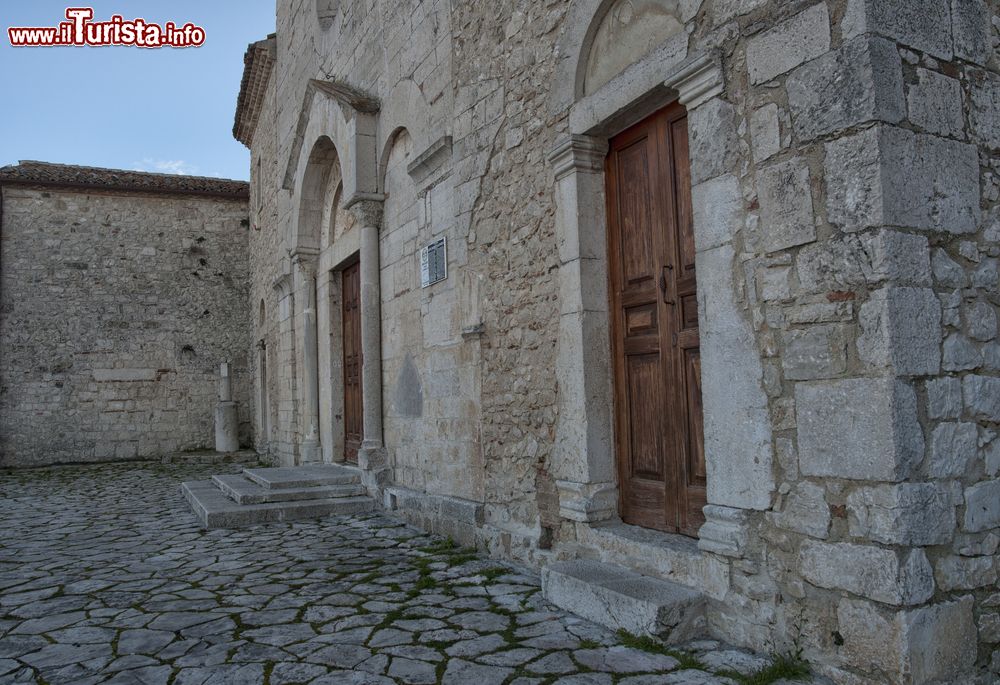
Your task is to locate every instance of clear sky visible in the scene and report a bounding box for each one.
[0,2,275,181]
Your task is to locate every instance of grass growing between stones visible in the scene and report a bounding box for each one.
[719,653,811,685]
[615,630,707,671]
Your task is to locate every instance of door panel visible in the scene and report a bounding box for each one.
[342,261,362,464]
[607,102,705,536]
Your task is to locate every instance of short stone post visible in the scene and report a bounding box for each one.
[214,362,239,453]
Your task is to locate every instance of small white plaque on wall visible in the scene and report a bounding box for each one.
[420,237,447,288]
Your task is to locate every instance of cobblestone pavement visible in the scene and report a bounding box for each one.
[0,462,809,685]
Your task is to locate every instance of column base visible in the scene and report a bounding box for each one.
[697,505,750,558]
[556,480,618,523]
[299,437,321,465]
[358,442,391,497]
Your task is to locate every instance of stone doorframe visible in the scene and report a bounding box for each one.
[549,24,777,547]
[283,78,389,491]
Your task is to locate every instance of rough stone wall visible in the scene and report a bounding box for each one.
[0,186,252,467]
[247,74,289,460]
[657,1,1000,682]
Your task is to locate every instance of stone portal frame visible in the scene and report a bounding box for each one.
[285,79,387,483]
[550,35,776,544]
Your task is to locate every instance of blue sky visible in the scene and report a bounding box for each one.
[0,2,275,181]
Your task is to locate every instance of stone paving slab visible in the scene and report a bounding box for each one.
[0,461,822,684]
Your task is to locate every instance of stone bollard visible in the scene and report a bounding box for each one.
[214,362,239,453]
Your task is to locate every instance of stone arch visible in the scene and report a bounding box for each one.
[285,78,380,254]
[549,0,701,117]
[583,0,686,95]
[329,181,347,245]
[377,80,433,192]
[379,127,413,198]
[295,136,341,254]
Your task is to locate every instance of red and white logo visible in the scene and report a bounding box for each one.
[8,7,206,48]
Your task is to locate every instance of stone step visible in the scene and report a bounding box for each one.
[541,560,706,645]
[181,480,375,529]
[212,474,367,505]
[242,463,361,489]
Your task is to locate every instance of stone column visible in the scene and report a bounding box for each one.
[293,252,322,464]
[348,199,389,490]
[214,361,239,453]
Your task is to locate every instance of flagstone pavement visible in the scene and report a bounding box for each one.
[0,461,815,685]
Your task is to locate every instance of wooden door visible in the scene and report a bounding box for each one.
[605,102,706,536]
[342,261,362,464]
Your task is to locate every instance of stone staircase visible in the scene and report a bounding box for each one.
[542,559,707,644]
[181,463,375,528]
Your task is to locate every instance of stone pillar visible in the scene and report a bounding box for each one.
[294,252,322,464]
[549,134,618,523]
[349,199,389,490]
[214,362,239,453]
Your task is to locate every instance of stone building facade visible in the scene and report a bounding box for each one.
[0,162,252,466]
[235,1,1000,682]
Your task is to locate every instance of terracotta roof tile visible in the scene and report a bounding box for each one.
[0,161,249,198]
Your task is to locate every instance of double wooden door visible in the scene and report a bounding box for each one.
[342,261,362,464]
[605,102,706,536]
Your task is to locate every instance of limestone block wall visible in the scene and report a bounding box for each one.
[0,185,252,466]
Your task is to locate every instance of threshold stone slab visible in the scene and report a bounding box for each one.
[242,463,361,489]
[541,560,706,644]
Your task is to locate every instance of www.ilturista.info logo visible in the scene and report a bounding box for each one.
[7,7,206,48]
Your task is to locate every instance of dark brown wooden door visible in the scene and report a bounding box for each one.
[342,261,362,464]
[606,102,706,536]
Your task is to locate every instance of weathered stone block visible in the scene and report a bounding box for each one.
[970,71,1000,150]
[801,541,934,605]
[746,3,831,85]
[843,0,952,60]
[926,376,963,420]
[749,104,781,163]
[857,287,941,376]
[963,375,1000,421]
[768,481,830,539]
[935,555,997,591]
[757,158,815,253]
[781,324,848,380]
[713,0,767,24]
[907,68,964,138]
[927,422,979,478]
[825,126,979,234]
[931,249,968,288]
[966,301,998,342]
[952,0,991,65]
[838,596,976,685]
[964,479,1000,533]
[797,378,923,481]
[541,560,706,644]
[786,35,903,142]
[698,244,775,510]
[691,174,742,253]
[942,333,981,372]
[847,482,955,546]
[861,230,931,286]
[688,98,739,185]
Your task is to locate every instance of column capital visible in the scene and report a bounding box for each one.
[345,197,384,228]
[549,134,608,181]
[665,53,724,110]
[290,247,319,274]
